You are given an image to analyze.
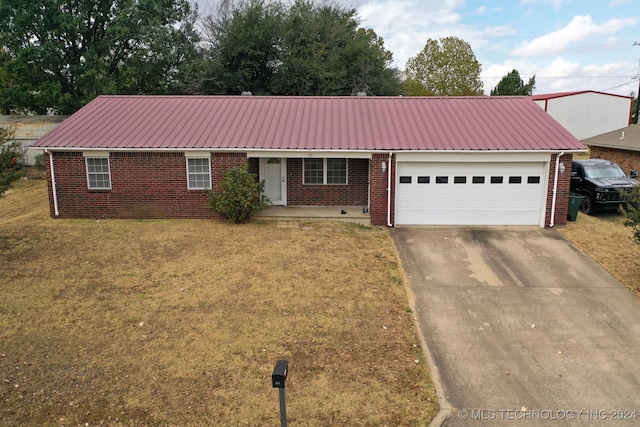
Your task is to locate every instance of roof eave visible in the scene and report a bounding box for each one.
[37,147,587,154]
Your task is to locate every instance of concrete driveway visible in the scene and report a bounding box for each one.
[391,227,640,426]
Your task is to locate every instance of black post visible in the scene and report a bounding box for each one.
[635,42,640,124]
[635,77,640,124]
[278,387,287,427]
[272,360,289,427]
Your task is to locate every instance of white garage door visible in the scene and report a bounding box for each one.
[396,162,546,225]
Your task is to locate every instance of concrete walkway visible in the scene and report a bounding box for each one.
[391,226,640,426]
[254,205,370,225]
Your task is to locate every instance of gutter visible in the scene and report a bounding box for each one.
[387,152,393,227]
[367,160,371,212]
[45,150,60,217]
[549,151,564,228]
[37,147,587,155]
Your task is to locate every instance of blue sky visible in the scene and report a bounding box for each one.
[199,0,640,96]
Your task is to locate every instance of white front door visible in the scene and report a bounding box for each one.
[260,158,286,205]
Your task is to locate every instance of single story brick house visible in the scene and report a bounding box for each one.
[583,124,640,175]
[33,95,586,227]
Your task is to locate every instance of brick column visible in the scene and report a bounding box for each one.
[370,153,394,226]
[545,153,573,227]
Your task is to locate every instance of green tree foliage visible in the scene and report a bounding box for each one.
[622,186,640,243]
[209,166,270,223]
[0,0,198,114]
[490,69,536,96]
[0,127,26,196]
[201,0,285,95]
[403,37,483,96]
[201,0,401,96]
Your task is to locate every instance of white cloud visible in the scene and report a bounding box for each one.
[609,0,633,6]
[512,15,638,57]
[482,56,638,96]
[358,0,496,67]
[520,0,566,8]
[540,57,582,77]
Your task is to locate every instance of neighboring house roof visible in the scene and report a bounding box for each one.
[582,124,640,152]
[34,95,585,152]
[531,90,632,101]
[0,115,67,141]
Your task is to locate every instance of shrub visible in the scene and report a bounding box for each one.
[622,186,640,243]
[209,166,270,223]
[0,127,26,196]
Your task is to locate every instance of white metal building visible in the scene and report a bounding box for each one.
[532,91,632,141]
[0,115,67,166]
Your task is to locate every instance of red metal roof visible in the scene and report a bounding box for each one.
[34,95,585,152]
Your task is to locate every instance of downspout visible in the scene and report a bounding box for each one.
[45,150,60,217]
[387,152,393,227]
[367,159,371,212]
[549,151,564,228]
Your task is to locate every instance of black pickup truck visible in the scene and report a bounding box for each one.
[570,159,639,214]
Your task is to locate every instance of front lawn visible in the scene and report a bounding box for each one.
[0,178,438,426]
[558,211,640,295]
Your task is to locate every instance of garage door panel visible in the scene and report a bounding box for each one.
[396,162,546,225]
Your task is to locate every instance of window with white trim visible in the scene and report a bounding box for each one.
[86,157,111,190]
[303,158,347,185]
[187,158,211,190]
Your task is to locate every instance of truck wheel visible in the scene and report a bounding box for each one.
[581,195,593,215]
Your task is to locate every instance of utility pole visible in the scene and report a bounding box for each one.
[634,42,640,124]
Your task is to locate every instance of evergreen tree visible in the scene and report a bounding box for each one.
[490,69,536,96]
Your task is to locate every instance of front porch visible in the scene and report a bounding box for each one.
[254,206,371,226]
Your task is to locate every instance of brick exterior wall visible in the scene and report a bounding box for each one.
[544,153,573,227]
[285,158,370,207]
[588,146,640,176]
[247,157,259,176]
[44,150,570,227]
[45,151,247,219]
[369,154,393,226]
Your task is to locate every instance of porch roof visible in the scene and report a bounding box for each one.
[34,95,585,152]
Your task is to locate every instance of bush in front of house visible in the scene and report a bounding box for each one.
[209,166,270,223]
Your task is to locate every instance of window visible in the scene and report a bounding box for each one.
[472,176,485,184]
[304,158,323,184]
[417,176,430,184]
[303,158,347,184]
[528,176,541,184]
[399,176,412,184]
[435,176,448,184]
[454,176,467,184]
[491,176,503,184]
[86,157,111,190]
[327,158,347,184]
[509,176,522,184]
[187,158,211,190]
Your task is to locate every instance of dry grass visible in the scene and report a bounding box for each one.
[559,152,640,293]
[558,211,640,295]
[0,178,438,426]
